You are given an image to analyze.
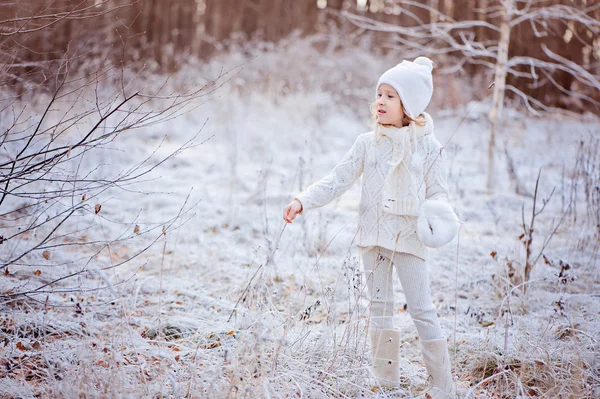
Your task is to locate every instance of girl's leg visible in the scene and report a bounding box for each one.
[392,252,454,398]
[361,248,395,329]
[392,252,443,341]
[362,247,401,387]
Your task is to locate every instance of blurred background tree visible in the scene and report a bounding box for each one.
[1,1,598,194]
[2,0,597,110]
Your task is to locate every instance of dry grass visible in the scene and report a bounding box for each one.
[0,35,599,399]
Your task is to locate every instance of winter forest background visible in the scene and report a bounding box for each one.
[0,0,599,398]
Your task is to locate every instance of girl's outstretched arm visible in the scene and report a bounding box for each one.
[284,133,367,222]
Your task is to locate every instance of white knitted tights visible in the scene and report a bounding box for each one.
[362,246,444,340]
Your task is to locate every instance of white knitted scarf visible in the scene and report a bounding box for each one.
[374,115,432,215]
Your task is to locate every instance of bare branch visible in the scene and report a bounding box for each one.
[0,1,137,37]
[510,3,600,29]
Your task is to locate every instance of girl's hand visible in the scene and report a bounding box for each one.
[283,199,303,223]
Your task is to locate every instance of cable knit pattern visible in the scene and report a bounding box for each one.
[295,113,449,261]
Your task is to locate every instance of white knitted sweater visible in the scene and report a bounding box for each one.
[295,112,449,261]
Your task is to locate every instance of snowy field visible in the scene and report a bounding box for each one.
[1,36,599,398]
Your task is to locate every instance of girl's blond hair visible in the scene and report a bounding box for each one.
[370,100,426,127]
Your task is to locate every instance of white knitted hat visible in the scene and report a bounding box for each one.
[376,57,434,119]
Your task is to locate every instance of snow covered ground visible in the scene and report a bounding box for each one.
[1,36,599,398]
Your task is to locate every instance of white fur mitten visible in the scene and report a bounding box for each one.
[417,200,460,248]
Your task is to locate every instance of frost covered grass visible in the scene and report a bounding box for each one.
[0,35,599,398]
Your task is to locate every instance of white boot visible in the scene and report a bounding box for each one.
[369,328,401,388]
[418,338,455,399]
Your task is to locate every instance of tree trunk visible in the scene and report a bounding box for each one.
[476,0,488,42]
[487,0,512,194]
[428,0,439,23]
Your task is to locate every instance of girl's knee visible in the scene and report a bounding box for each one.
[407,302,437,321]
[408,306,443,340]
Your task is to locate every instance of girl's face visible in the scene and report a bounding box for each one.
[376,83,405,127]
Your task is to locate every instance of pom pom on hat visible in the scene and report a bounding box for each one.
[413,56,434,71]
[376,56,434,119]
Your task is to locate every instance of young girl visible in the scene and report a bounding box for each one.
[282,57,459,399]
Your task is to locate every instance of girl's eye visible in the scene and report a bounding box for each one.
[388,95,394,98]
[377,93,381,97]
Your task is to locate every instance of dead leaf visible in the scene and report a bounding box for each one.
[202,341,221,349]
[17,342,28,351]
[543,254,551,265]
[34,270,41,276]
[134,225,140,234]
[42,251,50,260]
[32,341,41,350]
[95,204,101,214]
[82,194,86,201]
